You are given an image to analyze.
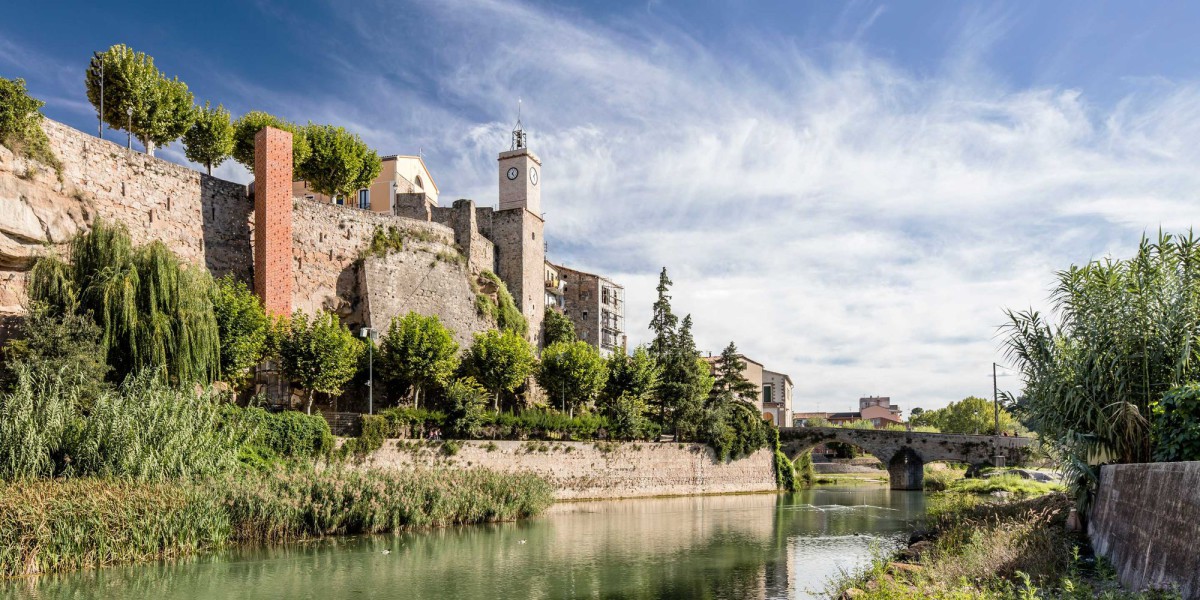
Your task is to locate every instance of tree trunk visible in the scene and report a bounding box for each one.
[306,390,314,415]
[494,391,500,414]
[206,162,212,176]
[145,140,156,156]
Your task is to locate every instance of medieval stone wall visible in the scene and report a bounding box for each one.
[491,208,545,347]
[362,440,778,500]
[359,250,495,348]
[0,119,251,315]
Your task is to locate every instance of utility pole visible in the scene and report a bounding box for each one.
[993,362,1005,467]
[361,328,375,415]
[126,106,133,150]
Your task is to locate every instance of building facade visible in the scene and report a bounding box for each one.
[703,353,794,426]
[552,262,626,356]
[292,154,439,213]
[761,369,794,427]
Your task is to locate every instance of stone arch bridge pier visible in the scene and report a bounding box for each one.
[778,427,1034,490]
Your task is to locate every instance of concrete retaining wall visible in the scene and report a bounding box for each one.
[1090,461,1200,598]
[361,439,778,500]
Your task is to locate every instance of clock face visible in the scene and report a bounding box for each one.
[507,167,519,181]
[529,166,539,185]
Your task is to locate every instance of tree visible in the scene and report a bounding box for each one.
[278,310,364,414]
[85,45,195,156]
[654,314,710,436]
[27,221,220,384]
[911,396,1015,435]
[602,346,659,405]
[463,329,536,413]
[710,341,759,405]
[1004,232,1200,499]
[231,111,312,171]
[910,407,925,418]
[648,267,677,363]
[296,123,381,199]
[536,341,608,414]
[543,307,576,347]
[183,101,234,175]
[0,77,58,169]
[1,303,109,401]
[1151,384,1200,462]
[444,377,489,438]
[377,312,460,408]
[211,274,269,386]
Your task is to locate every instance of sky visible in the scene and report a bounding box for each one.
[5,1,1200,414]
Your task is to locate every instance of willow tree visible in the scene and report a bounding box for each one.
[1003,231,1200,506]
[27,220,220,384]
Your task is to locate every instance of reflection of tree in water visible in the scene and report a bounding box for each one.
[10,490,927,600]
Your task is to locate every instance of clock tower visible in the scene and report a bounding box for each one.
[498,115,541,214]
[492,109,546,348]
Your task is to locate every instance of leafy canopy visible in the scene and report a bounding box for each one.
[378,312,460,408]
[463,329,536,412]
[231,110,312,171]
[297,123,381,199]
[278,310,364,414]
[0,76,59,170]
[211,274,269,386]
[86,44,195,155]
[910,396,1015,435]
[543,306,576,347]
[183,101,234,174]
[536,340,608,413]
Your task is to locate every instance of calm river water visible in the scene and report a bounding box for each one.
[7,486,926,600]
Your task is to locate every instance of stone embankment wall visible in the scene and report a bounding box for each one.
[1089,461,1200,599]
[0,119,251,315]
[362,440,778,500]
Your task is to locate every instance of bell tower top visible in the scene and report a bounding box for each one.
[498,100,541,214]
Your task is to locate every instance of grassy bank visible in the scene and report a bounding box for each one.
[829,492,1179,599]
[0,466,554,578]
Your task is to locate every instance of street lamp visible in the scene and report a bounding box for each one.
[360,327,376,415]
[126,106,133,150]
[93,53,104,139]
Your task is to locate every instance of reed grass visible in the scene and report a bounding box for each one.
[0,466,554,578]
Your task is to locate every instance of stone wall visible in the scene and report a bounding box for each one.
[1090,462,1200,598]
[289,197,458,320]
[430,199,496,276]
[0,119,252,315]
[359,249,495,348]
[361,440,778,500]
[491,208,545,347]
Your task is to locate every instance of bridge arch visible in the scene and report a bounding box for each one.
[777,427,1034,491]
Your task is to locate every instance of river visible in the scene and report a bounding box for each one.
[7,486,926,600]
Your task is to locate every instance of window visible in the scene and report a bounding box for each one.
[414,175,424,190]
[333,195,344,206]
[358,189,370,210]
[763,385,773,404]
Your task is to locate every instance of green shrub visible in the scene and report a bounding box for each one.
[339,414,388,457]
[948,474,1064,497]
[793,450,816,488]
[441,440,461,456]
[0,77,60,174]
[1151,383,1200,462]
[378,406,447,438]
[225,406,334,467]
[444,377,488,438]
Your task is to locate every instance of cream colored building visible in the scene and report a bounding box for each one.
[292,154,438,212]
[761,370,794,427]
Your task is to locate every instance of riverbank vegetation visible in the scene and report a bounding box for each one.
[0,466,552,578]
[1003,232,1200,510]
[831,492,1179,599]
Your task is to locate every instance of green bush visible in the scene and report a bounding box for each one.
[0,77,60,173]
[339,414,389,457]
[794,450,816,488]
[1151,383,1200,462]
[378,406,447,438]
[443,377,488,438]
[225,406,333,467]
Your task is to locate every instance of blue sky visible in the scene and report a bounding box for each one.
[5,1,1200,413]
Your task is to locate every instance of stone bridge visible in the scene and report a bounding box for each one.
[778,427,1035,490]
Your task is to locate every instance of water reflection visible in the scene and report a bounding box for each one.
[7,487,925,600]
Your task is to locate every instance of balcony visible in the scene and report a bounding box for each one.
[545,277,565,295]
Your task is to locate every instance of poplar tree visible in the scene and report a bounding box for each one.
[183,101,234,175]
